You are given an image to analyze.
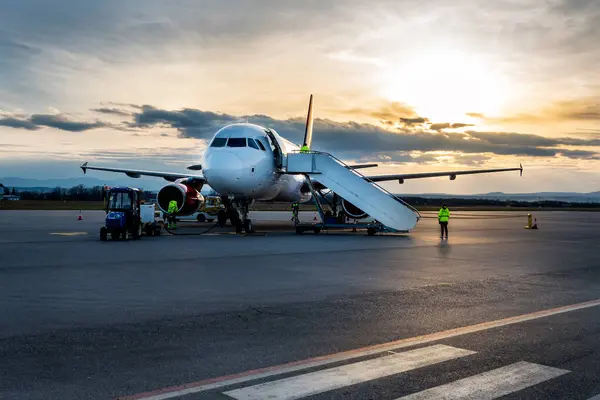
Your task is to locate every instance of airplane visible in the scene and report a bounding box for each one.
[81,95,523,233]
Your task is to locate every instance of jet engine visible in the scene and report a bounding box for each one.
[341,199,368,219]
[157,183,204,216]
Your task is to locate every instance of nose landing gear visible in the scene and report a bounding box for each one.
[219,196,254,234]
[237,200,254,234]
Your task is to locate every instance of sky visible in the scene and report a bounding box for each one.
[1,0,599,194]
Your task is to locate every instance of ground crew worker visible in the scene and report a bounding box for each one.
[291,202,300,224]
[300,144,310,153]
[438,204,450,239]
[167,200,179,229]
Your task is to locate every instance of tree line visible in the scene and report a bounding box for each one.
[7,185,155,201]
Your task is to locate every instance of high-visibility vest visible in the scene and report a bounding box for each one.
[168,200,178,214]
[438,207,450,222]
[300,145,310,153]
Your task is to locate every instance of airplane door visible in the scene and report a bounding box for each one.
[264,129,283,169]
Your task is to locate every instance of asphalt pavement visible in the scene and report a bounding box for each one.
[0,210,599,399]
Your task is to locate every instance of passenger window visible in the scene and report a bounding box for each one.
[248,138,260,150]
[210,138,227,147]
[256,139,268,151]
[227,138,246,147]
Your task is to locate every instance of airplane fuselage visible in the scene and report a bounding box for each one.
[201,123,311,203]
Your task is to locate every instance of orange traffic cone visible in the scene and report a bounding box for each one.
[77,210,83,221]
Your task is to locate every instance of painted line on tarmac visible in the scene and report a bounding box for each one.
[224,345,475,400]
[49,232,88,236]
[117,298,600,400]
[396,361,569,400]
[588,395,600,400]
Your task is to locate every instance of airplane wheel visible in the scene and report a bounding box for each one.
[197,213,206,222]
[296,227,304,235]
[100,227,107,241]
[367,228,377,236]
[313,228,321,234]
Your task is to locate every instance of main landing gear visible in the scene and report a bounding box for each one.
[217,197,254,234]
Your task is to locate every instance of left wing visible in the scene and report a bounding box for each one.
[365,164,523,184]
[80,162,206,183]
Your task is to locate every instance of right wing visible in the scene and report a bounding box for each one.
[365,165,523,183]
[80,162,206,183]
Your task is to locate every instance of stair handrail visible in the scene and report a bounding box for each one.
[292,150,421,219]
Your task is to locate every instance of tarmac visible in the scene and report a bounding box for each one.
[0,210,599,399]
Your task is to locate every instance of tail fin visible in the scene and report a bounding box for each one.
[302,94,314,148]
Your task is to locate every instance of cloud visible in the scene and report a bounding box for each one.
[466,113,485,119]
[0,113,107,132]
[30,114,106,132]
[551,97,600,121]
[450,123,473,129]
[556,149,600,160]
[3,102,600,162]
[399,117,429,125]
[0,117,39,130]
[91,107,133,117]
[473,97,600,124]
[338,102,418,121]
[430,122,474,131]
[110,104,600,160]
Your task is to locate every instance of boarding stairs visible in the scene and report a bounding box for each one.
[286,152,421,232]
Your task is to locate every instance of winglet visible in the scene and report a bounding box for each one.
[81,162,88,174]
[520,163,523,177]
[303,94,314,148]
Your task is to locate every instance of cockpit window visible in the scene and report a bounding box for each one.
[256,138,269,151]
[255,138,266,151]
[247,138,260,150]
[211,138,227,147]
[227,138,246,147]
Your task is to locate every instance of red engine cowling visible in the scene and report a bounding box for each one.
[157,183,204,216]
[342,199,368,219]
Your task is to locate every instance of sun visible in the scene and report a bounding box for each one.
[379,48,509,123]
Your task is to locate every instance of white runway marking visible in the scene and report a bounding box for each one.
[397,361,569,400]
[587,395,600,400]
[224,345,475,400]
[121,298,600,400]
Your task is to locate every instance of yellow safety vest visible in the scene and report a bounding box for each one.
[168,200,178,214]
[438,207,450,222]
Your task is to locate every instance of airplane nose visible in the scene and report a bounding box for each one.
[203,151,245,190]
